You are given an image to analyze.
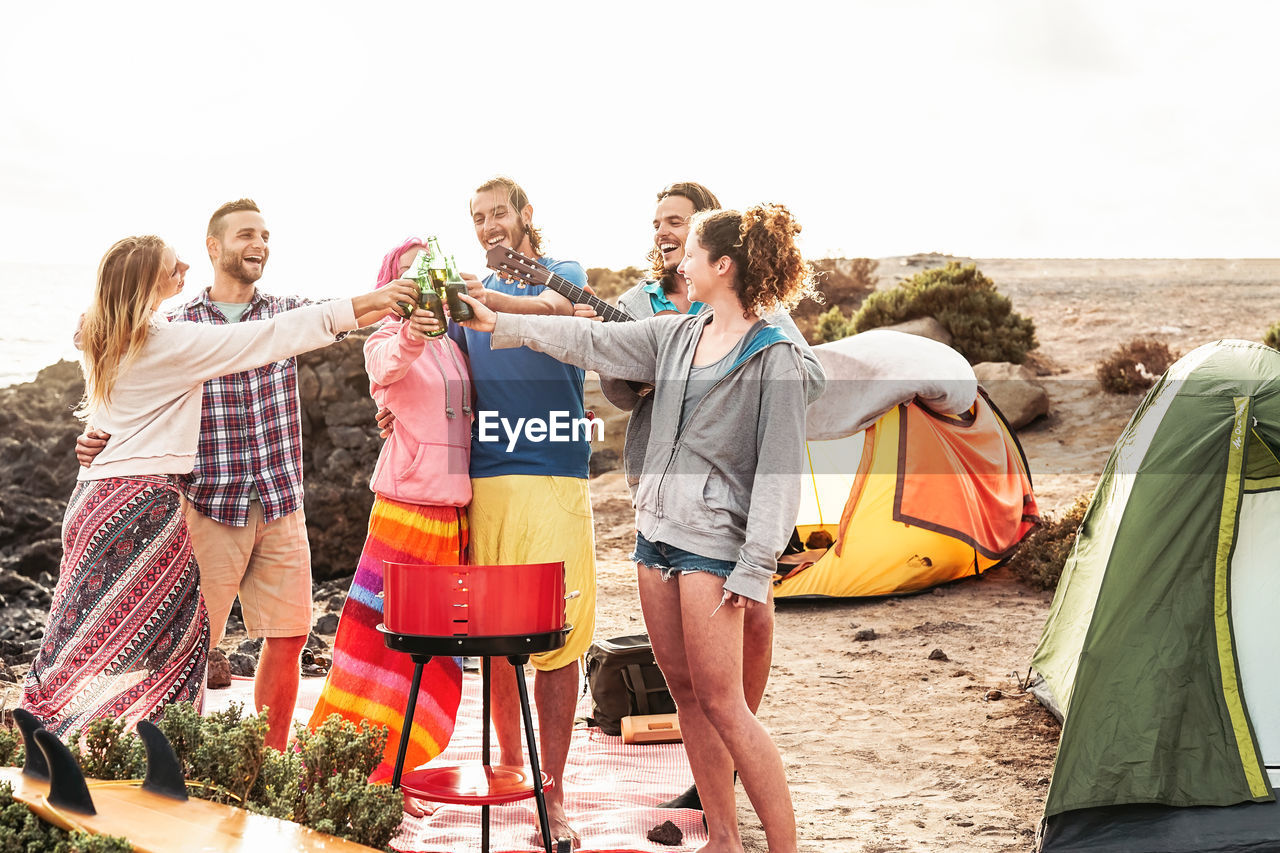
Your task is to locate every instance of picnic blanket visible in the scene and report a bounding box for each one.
[393,672,706,853]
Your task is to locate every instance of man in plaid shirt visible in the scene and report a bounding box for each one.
[78,198,374,750]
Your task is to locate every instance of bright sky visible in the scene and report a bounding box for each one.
[3,1,1279,297]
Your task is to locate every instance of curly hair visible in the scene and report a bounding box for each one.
[691,203,818,316]
[472,176,542,257]
[647,182,721,283]
[76,235,171,421]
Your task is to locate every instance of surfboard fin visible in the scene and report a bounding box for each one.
[33,728,95,815]
[136,720,188,801]
[11,708,50,781]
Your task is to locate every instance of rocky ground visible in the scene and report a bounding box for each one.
[2,257,1278,850]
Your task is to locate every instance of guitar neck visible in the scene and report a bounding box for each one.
[484,245,634,322]
[541,273,633,323]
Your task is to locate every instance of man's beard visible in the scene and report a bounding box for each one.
[508,219,530,253]
[220,251,264,285]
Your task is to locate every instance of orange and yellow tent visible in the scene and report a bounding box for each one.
[776,331,1038,598]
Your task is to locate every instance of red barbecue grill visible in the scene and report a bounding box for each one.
[379,561,573,853]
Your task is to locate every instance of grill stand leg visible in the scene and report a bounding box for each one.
[482,656,491,853]
[391,657,427,790]
[510,654,553,853]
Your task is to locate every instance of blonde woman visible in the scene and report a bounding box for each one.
[21,235,415,737]
[460,204,823,853]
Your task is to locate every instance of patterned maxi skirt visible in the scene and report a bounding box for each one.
[308,495,466,782]
[21,475,208,737]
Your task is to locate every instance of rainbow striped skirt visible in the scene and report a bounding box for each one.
[308,495,466,781]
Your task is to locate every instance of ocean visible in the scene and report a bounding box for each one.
[0,260,361,388]
[0,262,96,388]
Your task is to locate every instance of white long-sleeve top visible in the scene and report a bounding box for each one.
[78,300,357,481]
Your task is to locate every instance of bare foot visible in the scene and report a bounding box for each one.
[402,792,436,818]
[533,804,581,849]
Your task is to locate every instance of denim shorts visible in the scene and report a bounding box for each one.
[630,531,736,581]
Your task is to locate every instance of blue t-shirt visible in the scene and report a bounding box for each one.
[450,257,591,479]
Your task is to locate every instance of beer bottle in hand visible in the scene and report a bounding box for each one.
[427,236,449,293]
[403,246,447,336]
[444,254,474,321]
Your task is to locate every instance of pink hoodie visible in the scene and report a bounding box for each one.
[365,238,472,507]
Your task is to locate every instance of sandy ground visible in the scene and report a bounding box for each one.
[585,258,1280,852]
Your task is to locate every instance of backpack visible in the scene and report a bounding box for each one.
[584,633,676,736]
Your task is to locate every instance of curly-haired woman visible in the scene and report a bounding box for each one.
[458,204,824,853]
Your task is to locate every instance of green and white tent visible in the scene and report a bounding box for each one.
[1031,340,1280,852]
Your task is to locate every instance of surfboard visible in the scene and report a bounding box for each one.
[1,711,386,853]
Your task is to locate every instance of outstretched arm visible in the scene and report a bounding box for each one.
[351,280,421,327]
[458,295,661,383]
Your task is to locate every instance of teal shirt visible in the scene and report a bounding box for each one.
[642,281,704,316]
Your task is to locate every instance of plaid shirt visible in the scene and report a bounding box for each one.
[169,287,314,527]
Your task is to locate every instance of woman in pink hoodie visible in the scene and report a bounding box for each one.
[308,238,473,815]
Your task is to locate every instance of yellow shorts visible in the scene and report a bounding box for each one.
[184,499,313,646]
[468,475,596,671]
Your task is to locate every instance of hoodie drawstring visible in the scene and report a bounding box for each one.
[426,341,456,418]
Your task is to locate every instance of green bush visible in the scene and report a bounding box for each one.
[813,305,853,343]
[792,258,878,340]
[1264,322,1280,350]
[1006,493,1090,591]
[0,725,20,769]
[851,261,1037,364]
[5,703,402,851]
[1096,337,1177,394]
[70,717,145,780]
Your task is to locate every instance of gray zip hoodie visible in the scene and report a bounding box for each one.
[490,311,826,603]
[601,281,825,500]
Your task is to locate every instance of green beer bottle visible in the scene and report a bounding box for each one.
[402,246,446,336]
[444,254,474,321]
[427,236,449,293]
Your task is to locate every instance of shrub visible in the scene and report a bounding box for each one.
[69,717,145,780]
[0,723,20,768]
[6,702,402,851]
[851,261,1037,364]
[1264,322,1280,350]
[1006,493,1091,591]
[813,305,853,344]
[1096,337,1177,394]
[792,258,879,340]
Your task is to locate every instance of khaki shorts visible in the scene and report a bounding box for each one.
[183,499,313,646]
[468,475,596,672]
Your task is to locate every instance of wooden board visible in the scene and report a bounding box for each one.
[621,713,683,744]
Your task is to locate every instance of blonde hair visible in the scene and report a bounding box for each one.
[76,235,169,421]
